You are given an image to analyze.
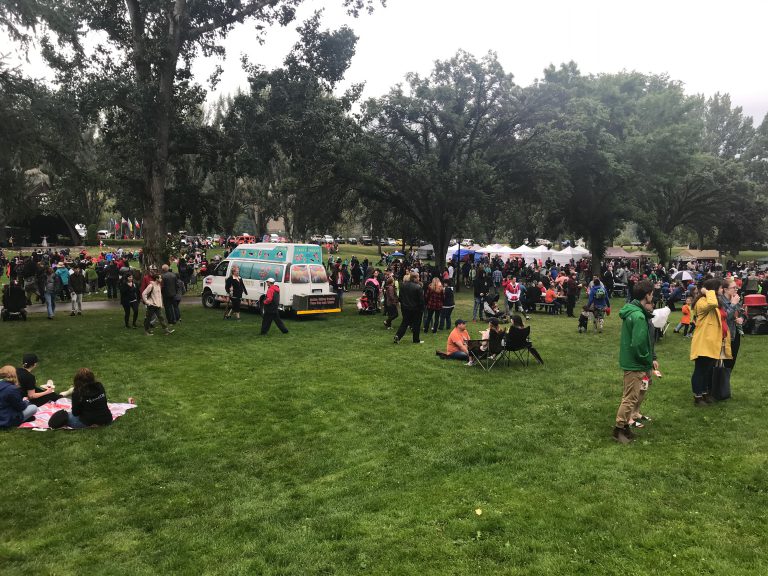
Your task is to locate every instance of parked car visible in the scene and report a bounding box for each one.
[96,230,112,239]
[387,238,397,246]
[310,234,324,244]
[323,234,334,244]
[348,237,358,244]
[461,238,474,247]
[361,235,373,245]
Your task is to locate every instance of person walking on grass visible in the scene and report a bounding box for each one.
[613,280,660,444]
[224,265,247,321]
[260,278,288,335]
[142,272,175,336]
[69,265,86,316]
[393,272,424,344]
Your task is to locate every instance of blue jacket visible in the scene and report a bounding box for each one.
[587,284,611,309]
[0,380,25,428]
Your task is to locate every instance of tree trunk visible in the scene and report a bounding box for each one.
[589,234,605,279]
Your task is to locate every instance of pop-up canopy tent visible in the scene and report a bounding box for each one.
[476,244,522,258]
[416,244,433,259]
[531,245,552,259]
[552,246,587,265]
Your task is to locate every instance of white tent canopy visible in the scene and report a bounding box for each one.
[531,245,552,259]
[552,246,586,265]
[513,244,535,255]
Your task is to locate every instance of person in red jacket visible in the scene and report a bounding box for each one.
[261,278,289,335]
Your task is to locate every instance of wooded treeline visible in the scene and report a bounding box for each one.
[1,1,766,267]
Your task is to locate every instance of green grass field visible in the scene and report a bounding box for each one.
[1,293,767,575]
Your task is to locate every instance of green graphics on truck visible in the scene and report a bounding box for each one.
[228,246,288,262]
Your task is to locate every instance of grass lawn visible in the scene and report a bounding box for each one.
[1,293,767,575]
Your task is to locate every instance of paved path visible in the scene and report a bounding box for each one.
[20,295,203,314]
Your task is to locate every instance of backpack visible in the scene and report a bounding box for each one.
[595,287,606,300]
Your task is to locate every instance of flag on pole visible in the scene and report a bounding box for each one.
[128,219,133,232]
[114,218,120,232]
[134,218,141,230]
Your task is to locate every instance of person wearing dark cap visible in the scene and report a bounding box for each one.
[15,353,72,407]
[260,278,288,335]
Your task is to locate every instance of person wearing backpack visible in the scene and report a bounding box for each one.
[587,277,611,333]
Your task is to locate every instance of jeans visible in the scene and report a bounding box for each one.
[22,402,38,422]
[67,413,87,428]
[144,305,168,332]
[163,296,178,324]
[173,299,181,322]
[123,302,139,326]
[44,291,56,317]
[423,309,440,332]
[438,307,453,330]
[71,292,83,313]
[691,356,717,396]
[473,297,484,321]
[446,351,468,361]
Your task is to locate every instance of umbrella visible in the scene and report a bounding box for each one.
[390,251,404,257]
[673,270,694,282]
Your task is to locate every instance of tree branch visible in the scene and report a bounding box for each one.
[187,0,278,41]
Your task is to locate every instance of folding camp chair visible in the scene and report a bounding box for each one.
[501,326,544,367]
[467,329,506,371]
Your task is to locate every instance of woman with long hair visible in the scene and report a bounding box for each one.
[50,368,112,429]
[224,265,247,320]
[423,276,444,334]
[690,278,731,405]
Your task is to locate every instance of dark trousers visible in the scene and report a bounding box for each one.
[423,308,440,332]
[123,302,139,326]
[566,294,576,317]
[144,305,168,332]
[106,278,118,298]
[691,357,716,396]
[395,308,422,342]
[163,296,178,324]
[438,307,453,330]
[384,304,399,327]
[261,312,288,334]
[724,332,740,370]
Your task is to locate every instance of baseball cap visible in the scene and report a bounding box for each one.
[23,353,39,366]
[266,277,275,283]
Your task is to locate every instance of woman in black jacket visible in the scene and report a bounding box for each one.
[119,274,141,328]
[51,368,112,429]
[224,265,248,320]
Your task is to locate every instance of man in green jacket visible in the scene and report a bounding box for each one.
[614,279,660,444]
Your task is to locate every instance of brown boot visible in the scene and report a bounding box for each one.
[694,395,708,406]
[613,426,631,444]
[623,425,636,440]
[702,393,715,404]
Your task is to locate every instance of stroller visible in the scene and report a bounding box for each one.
[358,280,381,315]
[2,280,28,321]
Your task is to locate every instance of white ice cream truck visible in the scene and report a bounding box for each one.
[201,243,340,315]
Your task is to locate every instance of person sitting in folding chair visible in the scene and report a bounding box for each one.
[467,318,506,369]
[502,315,544,366]
[482,294,506,321]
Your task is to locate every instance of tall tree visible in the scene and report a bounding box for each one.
[360,50,523,269]
[2,0,381,264]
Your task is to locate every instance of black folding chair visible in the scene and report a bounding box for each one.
[502,326,544,367]
[467,329,506,371]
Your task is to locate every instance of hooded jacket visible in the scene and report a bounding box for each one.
[0,380,25,428]
[618,300,655,372]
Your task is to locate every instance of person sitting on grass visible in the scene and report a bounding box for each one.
[49,368,113,429]
[436,318,470,361]
[0,365,38,428]
[16,353,72,406]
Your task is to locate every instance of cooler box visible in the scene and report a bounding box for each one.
[744,294,767,308]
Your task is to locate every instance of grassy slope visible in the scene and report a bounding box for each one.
[1,294,767,575]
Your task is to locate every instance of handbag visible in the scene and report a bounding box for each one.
[710,360,731,401]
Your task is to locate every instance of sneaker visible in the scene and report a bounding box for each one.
[145,331,154,336]
[164,329,175,335]
[702,393,714,404]
[414,340,424,344]
[693,396,707,406]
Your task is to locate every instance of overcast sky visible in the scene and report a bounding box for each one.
[190,0,768,122]
[6,0,767,122]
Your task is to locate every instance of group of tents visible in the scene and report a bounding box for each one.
[445,243,592,265]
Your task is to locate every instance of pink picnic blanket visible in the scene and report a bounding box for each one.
[19,398,137,430]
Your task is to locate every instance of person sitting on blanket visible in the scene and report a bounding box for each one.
[0,365,38,428]
[482,294,506,320]
[16,353,72,407]
[436,318,470,361]
[49,368,113,429]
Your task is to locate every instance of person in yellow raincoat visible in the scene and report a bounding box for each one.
[690,278,732,405]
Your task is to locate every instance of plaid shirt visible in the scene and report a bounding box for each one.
[426,287,444,310]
